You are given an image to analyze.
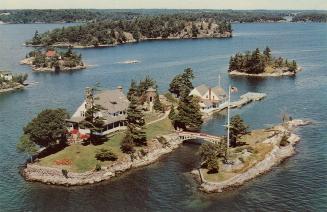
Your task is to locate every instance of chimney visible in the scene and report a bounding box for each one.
[117,85,123,92]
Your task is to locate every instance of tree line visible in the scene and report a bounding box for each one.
[0,9,291,24]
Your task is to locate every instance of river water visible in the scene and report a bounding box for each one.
[0,23,326,211]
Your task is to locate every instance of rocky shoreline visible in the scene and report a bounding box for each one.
[229,67,302,77]
[22,134,183,186]
[0,84,25,94]
[191,119,311,193]
[25,32,232,49]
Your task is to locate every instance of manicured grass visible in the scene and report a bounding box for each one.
[38,117,174,172]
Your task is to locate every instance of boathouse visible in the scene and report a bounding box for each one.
[190,84,227,112]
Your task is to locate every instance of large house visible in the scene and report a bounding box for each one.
[190,84,227,112]
[67,86,129,136]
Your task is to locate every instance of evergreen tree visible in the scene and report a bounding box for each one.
[175,95,203,131]
[169,68,194,98]
[127,80,138,101]
[80,87,105,143]
[263,46,271,60]
[32,30,41,45]
[153,93,164,112]
[228,115,249,147]
[124,95,147,146]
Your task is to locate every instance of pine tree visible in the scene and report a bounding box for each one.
[124,95,147,146]
[80,87,105,143]
[169,68,194,97]
[228,115,249,147]
[153,93,164,112]
[263,46,271,60]
[32,30,41,45]
[127,80,138,101]
[175,95,203,131]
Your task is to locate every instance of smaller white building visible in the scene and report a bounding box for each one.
[190,84,227,112]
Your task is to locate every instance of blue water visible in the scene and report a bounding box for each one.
[0,23,326,211]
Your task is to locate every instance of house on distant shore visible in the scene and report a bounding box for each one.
[190,84,227,112]
[66,86,129,136]
[0,71,13,81]
[45,50,57,58]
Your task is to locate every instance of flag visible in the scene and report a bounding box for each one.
[231,86,238,93]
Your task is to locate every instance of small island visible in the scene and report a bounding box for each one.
[0,70,28,93]
[192,116,310,193]
[20,48,86,72]
[25,17,232,48]
[228,47,301,77]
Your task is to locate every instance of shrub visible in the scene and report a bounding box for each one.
[207,157,219,174]
[140,149,147,157]
[157,136,169,148]
[280,135,290,147]
[95,163,102,171]
[62,169,68,178]
[95,148,118,161]
[120,140,135,154]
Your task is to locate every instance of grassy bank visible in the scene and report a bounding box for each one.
[38,117,174,172]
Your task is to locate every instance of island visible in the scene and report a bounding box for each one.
[20,48,86,72]
[18,69,309,192]
[0,70,28,93]
[228,47,301,77]
[25,16,232,48]
[0,10,292,24]
[192,116,311,193]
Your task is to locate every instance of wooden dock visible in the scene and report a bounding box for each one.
[204,92,266,115]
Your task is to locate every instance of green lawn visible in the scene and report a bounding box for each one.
[38,117,174,172]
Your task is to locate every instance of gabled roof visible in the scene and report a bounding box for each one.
[194,84,209,96]
[95,89,129,114]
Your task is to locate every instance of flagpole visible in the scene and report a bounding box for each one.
[227,85,231,150]
[218,74,221,88]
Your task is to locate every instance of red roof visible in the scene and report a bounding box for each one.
[45,50,56,57]
[80,134,90,140]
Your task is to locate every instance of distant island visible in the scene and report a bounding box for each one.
[0,71,28,93]
[25,16,232,48]
[20,48,86,72]
[228,47,301,77]
[0,10,292,24]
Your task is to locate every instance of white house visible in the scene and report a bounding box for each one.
[190,84,227,112]
[66,86,129,136]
